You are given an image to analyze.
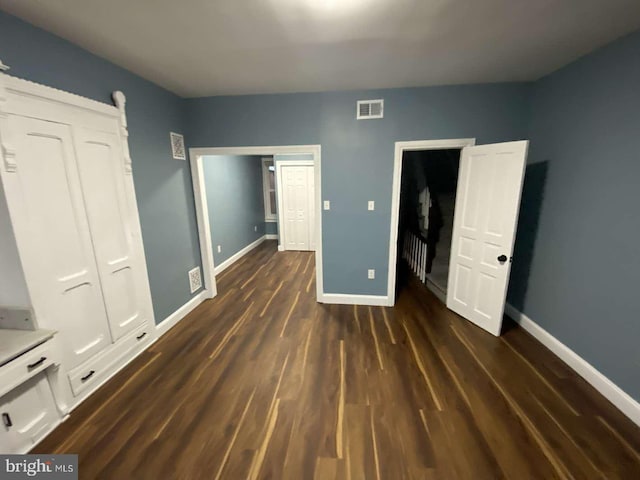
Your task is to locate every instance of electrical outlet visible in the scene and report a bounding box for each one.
[323,200,331,210]
[217,245,221,253]
[368,269,375,279]
[368,200,375,211]
[254,225,257,232]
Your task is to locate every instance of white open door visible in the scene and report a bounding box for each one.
[446,140,528,336]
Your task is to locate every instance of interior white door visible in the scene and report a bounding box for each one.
[446,141,528,336]
[6,116,112,368]
[74,126,145,341]
[282,165,314,251]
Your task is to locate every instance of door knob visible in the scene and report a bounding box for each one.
[497,255,508,263]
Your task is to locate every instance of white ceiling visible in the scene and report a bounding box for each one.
[2,0,640,98]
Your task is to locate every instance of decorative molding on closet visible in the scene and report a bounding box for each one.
[0,73,116,116]
[112,90,132,174]
[0,74,17,173]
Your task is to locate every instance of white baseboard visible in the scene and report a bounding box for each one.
[505,303,640,426]
[319,293,392,307]
[156,290,208,337]
[265,234,278,240]
[214,236,266,275]
[278,244,284,251]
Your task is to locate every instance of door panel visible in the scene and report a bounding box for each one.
[74,127,144,341]
[282,165,314,251]
[0,373,59,453]
[447,141,528,336]
[8,116,111,367]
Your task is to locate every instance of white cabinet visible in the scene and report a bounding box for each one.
[0,373,59,453]
[7,115,112,368]
[74,127,146,341]
[0,72,156,427]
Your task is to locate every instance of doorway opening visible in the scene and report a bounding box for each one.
[189,146,323,302]
[388,139,529,337]
[397,148,461,303]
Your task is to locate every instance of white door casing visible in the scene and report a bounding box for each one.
[307,166,316,250]
[6,116,112,368]
[74,126,146,341]
[446,140,528,336]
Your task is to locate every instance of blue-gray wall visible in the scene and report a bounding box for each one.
[508,30,640,401]
[203,155,265,265]
[265,222,278,236]
[0,11,202,323]
[186,84,531,295]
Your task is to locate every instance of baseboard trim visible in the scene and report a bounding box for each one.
[265,234,278,240]
[319,293,392,307]
[214,236,266,275]
[156,290,208,337]
[505,303,640,426]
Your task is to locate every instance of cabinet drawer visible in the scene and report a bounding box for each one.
[0,341,59,399]
[68,322,152,396]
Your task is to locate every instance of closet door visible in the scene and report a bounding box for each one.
[74,126,146,341]
[6,116,111,368]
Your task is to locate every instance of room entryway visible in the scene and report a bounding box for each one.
[188,146,323,301]
[389,139,528,336]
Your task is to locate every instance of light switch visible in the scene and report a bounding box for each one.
[217,245,221,253]
[324,200,331,210]
[368,201,375,211]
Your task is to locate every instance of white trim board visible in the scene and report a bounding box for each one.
[156,290,208,337]
[319,294,392,307]
[387,139,476,306]
[505,303,640,426]
[214,235,266,275]
[189,145,323,304]
[265,234,278,240]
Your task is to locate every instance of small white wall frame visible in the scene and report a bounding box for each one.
[387,138,475,306]
[189,145,323,302]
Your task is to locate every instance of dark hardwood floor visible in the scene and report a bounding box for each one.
[35,241,640,479]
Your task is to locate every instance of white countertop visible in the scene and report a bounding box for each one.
[0,328,56,367]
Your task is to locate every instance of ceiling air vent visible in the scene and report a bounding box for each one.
[357,99,384,120]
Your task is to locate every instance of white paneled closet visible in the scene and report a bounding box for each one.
[0,74,156,453]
